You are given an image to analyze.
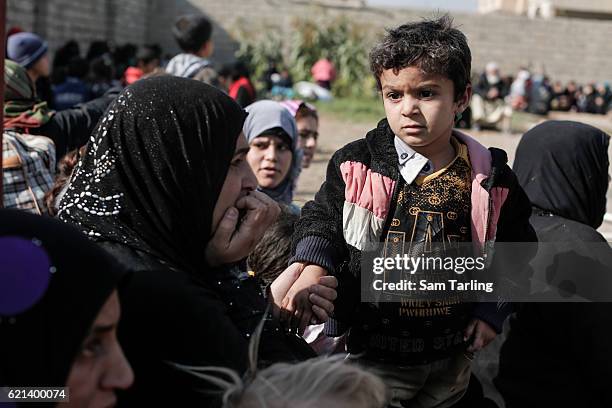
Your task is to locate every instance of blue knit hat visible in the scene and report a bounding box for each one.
[7,32,48,69]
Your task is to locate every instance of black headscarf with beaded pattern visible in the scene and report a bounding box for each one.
[59,76,247,274]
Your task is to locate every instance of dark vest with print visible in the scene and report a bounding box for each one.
[347,153,475,365]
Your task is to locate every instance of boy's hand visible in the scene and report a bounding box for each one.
[464,318,496,353]
[280,265,329,334]
[205,191,280,267]
[269,262,307,311]
[269,263,337,326]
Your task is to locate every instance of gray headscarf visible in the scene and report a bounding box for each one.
[244,100,302,204]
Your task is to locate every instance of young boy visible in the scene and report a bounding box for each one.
[166,14,215,79]
[279,16,535,407]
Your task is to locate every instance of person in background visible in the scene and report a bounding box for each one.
[89,55,117,99]
[280,100,319,168]
[137,44,162,75]
[4,60,119,161]
[51,40,80,88]
[52,56,91,111]
[86,40,112,62]
[166,14,215,79]
[262,60,279,92]
[565,80,579,111]
[123,45,163,85]
[594,83,611,115]
[550,81,571,111]
[471,62,511,131]
[509,69,531,111]
[244,100,302,208]
[7,32,50,85]
[219,62,256,108]
[577,83,599,113]
[496,121,612,408]
[112,44,138,83]
[311,57,336,90]
[6,31,53,106]
[0,209,134,407]
[526,73,552,116]
[270,68,295,99]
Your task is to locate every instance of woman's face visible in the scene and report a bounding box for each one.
[297,116,318,168]
[247,133,293,189]
[64,290,133,408]
[211,133,257,232]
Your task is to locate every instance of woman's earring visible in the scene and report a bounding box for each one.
[455,111,463,123]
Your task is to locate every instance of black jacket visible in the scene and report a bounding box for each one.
[32,87,120,160]
[495,120,612,408]
[104,243,313,407]
[291,119,536,363]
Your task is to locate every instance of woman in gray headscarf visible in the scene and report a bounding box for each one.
[244,100,302,206]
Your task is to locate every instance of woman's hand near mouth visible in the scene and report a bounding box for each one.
[205,191,281,266]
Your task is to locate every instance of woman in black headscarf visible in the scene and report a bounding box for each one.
[494,121,612,407]
[58,76,336,406]
[0,209,133,407]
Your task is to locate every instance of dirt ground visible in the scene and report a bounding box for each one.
[295,111,612,239]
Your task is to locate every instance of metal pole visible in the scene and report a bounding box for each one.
[0,0,6,208]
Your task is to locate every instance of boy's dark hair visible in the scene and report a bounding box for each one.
[369,15,471,100]
[247,206,299,285]
[172,14,213,53]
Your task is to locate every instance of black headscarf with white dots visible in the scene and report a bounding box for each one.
[59,76,247,274]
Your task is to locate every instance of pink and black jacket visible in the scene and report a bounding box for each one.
[291,119,536,357]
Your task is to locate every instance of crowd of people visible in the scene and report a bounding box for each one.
[1,12,611,408]
[468,61,611,131]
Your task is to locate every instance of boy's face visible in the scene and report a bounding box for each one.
[380,66,470,154]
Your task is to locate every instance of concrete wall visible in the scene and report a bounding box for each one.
[6,0,151,56]
[6,0,612,84]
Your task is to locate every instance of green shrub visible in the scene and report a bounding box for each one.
[233,16,379,98]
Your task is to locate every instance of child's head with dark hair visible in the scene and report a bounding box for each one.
[369,15,471,100]
[136,45,162,65]
[67,57,89,79]
[369,15,472,156]
[295,103,319,168]
[90,56,114,82]
[136,45,162,73]
[219,61,250,82]
[172,14,214,55]
[45,145,87,216]
[247,206,299,285]
[86,40,111,61]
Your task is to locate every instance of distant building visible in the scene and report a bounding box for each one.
[478,0,612,19]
